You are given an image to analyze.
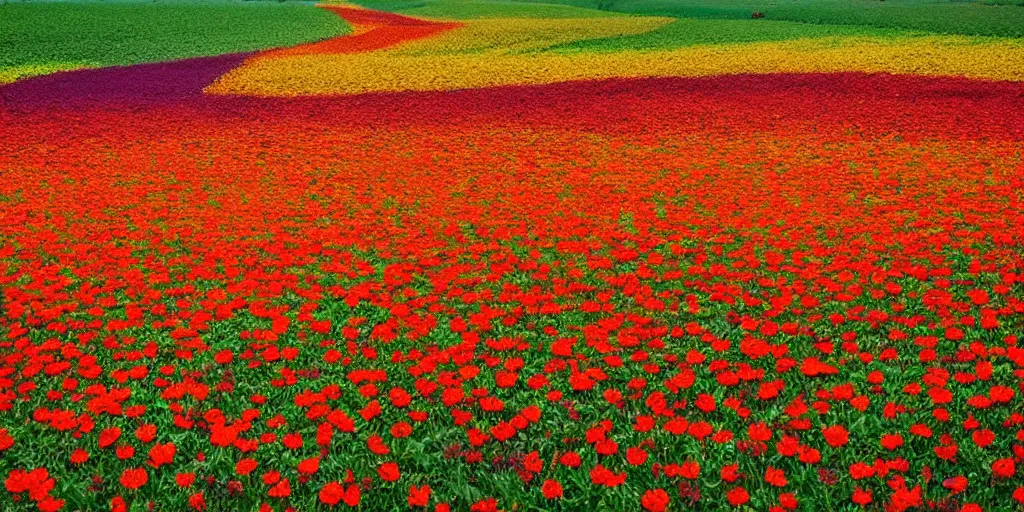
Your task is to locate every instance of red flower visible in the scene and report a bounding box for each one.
[322,482,361,507]
[320,482,344,506]
[541,479,562,500]
[343,485,361,506]
[470,498,498,512]
[942,475,968,494]
[188,491,206,511]
[368,435,390,455]
[590,464,626,487]
[890,482,922,512]
[176,473,195,488]
[110,497,127,512]
[779,493,798,509]
[626,447,648,466]
[727,487,750,507]
[490,422,516,442]
[282,432,303,450]
[560,452,581,468]
[268,478,291,498]
[822,425,849,448]
[135,424,157,443]
[115,445,134,461]
[391,421,413,438]
[379,462,401,482]
[972,429,995,448]
[852,487,872,505]
[70,449,89,465]
[38,496,64,512]
[1014,487,1024,504]
[748,422,772,442]
[147,442,176,468]
[99,427,121,449]
[0,429,14,452]
[880,433,903,451]
[641,488,670,512]
[678,460,701,480]
[298,457,320,475]
[721,463,741,483]
[992,458,1016,479]
[236,458,258,476]
[407,485,430,507]
[119,468,148,490]
[765,466,787,487]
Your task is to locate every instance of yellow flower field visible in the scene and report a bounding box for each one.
[0,63,87,85]
[207,11,1024,96]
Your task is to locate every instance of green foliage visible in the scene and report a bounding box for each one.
[352,0,618,18]
[554,17,912,52]
[517,0,1024,38]
[0,2,350,74]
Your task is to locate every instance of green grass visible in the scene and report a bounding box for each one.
[0,2,350,82]
[352,0,619,18]
[516,0,1024,38]
[554,17,913,52]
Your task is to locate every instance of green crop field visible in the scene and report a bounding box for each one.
[0,1,350,83]
[552,17,911,52]
[352,0,619,18]
[520,0,1024,37]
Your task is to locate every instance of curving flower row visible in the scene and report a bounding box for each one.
[207,6,1024,97]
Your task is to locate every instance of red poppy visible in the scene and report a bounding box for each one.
[268,478,291,498]
[0,430,14,452]
[880,433,903,451]
[626,447,648,466]
[99,428,122,449]
[176,473,195,488]
[852,487,872,505]
[726,487,750,507]
[992,458,1016,479]
[38,496,64,512]
[765,467,787,487]
[236,458,258,476]
[560,452,581,468]
[188,492,206,511]
[297,458,320,475]
[943,475,968,494]
[378,462,401,482]
[147,443,175,468]
[641,488,670,512]
[70,449,89,465]
[541,480,562,500]
[119,468,148,490]
[320,482,344,506]
[407,485,430,507]
[822,425,849,448]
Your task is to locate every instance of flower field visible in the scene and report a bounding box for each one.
[0,3,350,84]
[1,1,1024,511]
[207,4,1024,96]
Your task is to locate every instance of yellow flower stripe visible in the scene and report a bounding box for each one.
[208,33,1024,96]
[0,63,88,84]
[387,17,672,55]
[207,16,671,95]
